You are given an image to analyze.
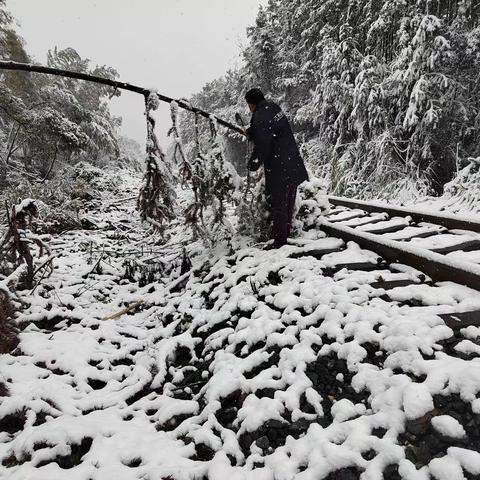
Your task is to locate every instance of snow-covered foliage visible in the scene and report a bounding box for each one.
[2,173,480,479]
[185,74,251,176]
[192,0,480,198]
[138,93,177,228]
[169,104,243,245]
[117,137,144,173]
[441,158,480,212]
[0,160,133,240]
[405,157,480,214]
[0,3,128,189]
[296,178,331,232]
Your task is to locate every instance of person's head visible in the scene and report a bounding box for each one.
[245,88,265,113]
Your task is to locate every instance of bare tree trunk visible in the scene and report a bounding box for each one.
[0,160,6,187]
[4,124,20,165]
[40,143,58,183]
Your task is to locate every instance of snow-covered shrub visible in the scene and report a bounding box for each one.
[117,137,144,172]
[442,158,480,212]
[0,162,127,236]
[1,176,81,235]
[296,177,330,231]
[331,138,431,201]
[71,161,119,200]
[236,174,271,242]
[299,137,331,183]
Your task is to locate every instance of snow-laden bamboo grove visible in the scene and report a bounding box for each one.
[2,172,480,480]
[191,0,480,199]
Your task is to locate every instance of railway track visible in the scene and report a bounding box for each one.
[299,195,480,330]
[320,196,480,288]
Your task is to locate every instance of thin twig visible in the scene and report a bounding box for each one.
[103,300,145,321]
[29,257,54,295]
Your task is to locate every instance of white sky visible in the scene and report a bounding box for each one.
[8,0,264,145]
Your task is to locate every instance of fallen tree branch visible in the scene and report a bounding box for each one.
[103,300,145,321]
[0,264,27,294]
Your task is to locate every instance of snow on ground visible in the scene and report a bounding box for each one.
[2,173,480,480]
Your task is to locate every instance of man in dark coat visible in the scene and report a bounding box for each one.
[245,88,309,248]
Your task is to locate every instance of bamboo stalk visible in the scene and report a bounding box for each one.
[0,60,244,135]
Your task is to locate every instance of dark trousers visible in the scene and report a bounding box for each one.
[269,184,297,247]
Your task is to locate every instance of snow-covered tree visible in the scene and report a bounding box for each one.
[138,93,176,228]
[189,0,480,198]
[0,44,122,185]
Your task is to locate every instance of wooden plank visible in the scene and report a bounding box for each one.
[328,212,366,223]
[430,239,480,255]
[360,222,411,235]
[386,228,444,241]
[369,279,421,290]
[329,196,480,233]
[323,262,382,275]
[439,311,480,330]
[289,247,343,259]
[324,208,348,216]
[339,215,388,228]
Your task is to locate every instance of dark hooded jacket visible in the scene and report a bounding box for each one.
[248,100,308,194]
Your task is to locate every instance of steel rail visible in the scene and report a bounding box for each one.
[319,219,480,291]
[328,196,480,233]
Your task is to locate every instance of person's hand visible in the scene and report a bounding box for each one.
[248,157,261,172]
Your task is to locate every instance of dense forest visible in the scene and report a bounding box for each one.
[191,0,480,199]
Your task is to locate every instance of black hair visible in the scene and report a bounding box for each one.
[245,88,265,105]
